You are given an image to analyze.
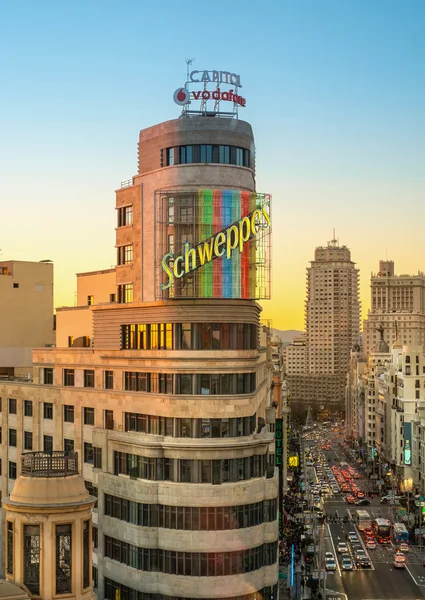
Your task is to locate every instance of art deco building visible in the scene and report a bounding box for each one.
[303,237,360,410]
[0,115,278,600]
[363,260,425,356]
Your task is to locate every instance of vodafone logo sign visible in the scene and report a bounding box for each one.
[173,88,190,106]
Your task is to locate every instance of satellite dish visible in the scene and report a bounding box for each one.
[320,405,324,410]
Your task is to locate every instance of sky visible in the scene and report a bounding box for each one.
[0,0,424,330]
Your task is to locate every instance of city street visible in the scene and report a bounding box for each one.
[322,432,425,599]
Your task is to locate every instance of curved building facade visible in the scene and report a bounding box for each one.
[0,116,277,600]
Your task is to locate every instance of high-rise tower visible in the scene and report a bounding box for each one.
[304,236,360,410]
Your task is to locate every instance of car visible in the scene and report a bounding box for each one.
[325,552,335,560]
[399,543,410,553]
[341,558,354,570]
[313,495,321,503]
[356,499,371,506]
[355,550,366,561]
[348,532,359,542]
[358,556,371,568]
[366,541,376,550]
[381,495,402,504]
[346,495,356,504]
[325,558,337,571]
[394,553,406,568]
[357,491,365,499]
[338,543,348,553]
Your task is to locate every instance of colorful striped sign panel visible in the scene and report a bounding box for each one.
[156,189,271,300]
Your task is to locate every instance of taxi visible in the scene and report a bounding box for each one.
[394,552,406,569]
[399,543,410,553]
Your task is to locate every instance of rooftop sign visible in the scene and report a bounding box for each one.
[174,60,246,116]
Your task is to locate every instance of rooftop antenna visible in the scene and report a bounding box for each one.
[330,228,338,247]
[185,58,195,87]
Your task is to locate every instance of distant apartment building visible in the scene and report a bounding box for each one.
[364,260,425,357]
[286,238,360,413]
[346,336,425,494]
[0,260,54,376]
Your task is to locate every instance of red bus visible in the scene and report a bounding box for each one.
[372,518,391,544]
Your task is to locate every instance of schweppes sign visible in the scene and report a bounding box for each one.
[161,201,271,290]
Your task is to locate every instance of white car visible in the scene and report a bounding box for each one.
[337,542,348,553]
[325,552,335,560]
[325,558,337,571]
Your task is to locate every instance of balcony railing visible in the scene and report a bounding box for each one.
[21,451,79,478]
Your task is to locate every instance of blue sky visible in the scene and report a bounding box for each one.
[1,0,424,328]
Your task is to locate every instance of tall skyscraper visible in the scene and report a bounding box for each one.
[0,111,278,599]
[363,260,425,356]
[304,236,360,411]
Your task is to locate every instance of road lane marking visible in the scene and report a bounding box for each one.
[405,563,425,587]
[327,522,342,576]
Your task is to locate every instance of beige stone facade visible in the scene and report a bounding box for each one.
[363,260,425,357]
[0,117,278,600]
[0,261,54,376]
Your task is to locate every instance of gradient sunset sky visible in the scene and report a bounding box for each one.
[1,0,424,330]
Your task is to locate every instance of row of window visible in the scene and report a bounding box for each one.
[124,372,256,395]
[39,368,257,395]
[165,144,251,168]
[124,413,258,438]
[114,452,270,484]
[104,494,278,530]
[104,536,277,577]
[1,401,260,440]
[105,578,278,600]
[121,322,258,351]
[8,521,90,595]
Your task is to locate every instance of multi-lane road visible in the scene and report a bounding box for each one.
[307,427,425,600]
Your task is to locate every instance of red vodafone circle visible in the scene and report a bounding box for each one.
[173,88,190,106]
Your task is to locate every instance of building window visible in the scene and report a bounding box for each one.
[7,521,13,575]
[9,428,17,447]
[56,524,72,594]
[117,205,133,227]
[84,481,98,507]
[166,147,174,166]
[63,369,75,387]
[110,293,116,303]
[8,398,17,414]
[9,461,17,479]
[84,370,95,388]
[23,400,33,416]
[24,525,40,595]
[84,443,94,464]
[104,410,114,430]
[44,435,53,452]
[64,439,74,453]
[13,283,19,288]
[118,284,133,303]
[42,367,53,384]
[64,405,74,423]
[83,521,90,589]
[92,525,98,548]
[68,336,74,347]
[200,144,213,162]
[84,407,95,426]
[87,295,94,306]
[94,447,102,469]
[117,245,133,265]
[104,370,114,390]
[24,431,33,451]
[44,402,53,419]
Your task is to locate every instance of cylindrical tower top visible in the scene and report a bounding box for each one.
[3,452,96,600]
[137,116,255,175]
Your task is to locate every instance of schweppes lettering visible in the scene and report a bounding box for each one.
[161,202,271,290]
